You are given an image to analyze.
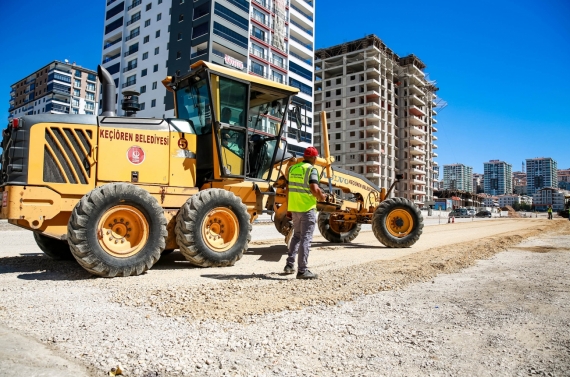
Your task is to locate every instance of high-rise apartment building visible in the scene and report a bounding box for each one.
[313,35,440,205]
[101,0,315,154]
[483,160,512,195]
[443,164,473,192]
[472,172,484,193]
[8,61,99,121]
[525,157,557,196]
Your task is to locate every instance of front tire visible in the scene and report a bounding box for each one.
[372,197,423,248]
[33,232,73,260]
[317,212,361,243]
[67,183,167,277]
[175,189,251,267]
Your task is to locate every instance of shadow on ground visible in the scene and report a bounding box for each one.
[0,254,92,281]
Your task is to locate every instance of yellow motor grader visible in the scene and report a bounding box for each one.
[0,61,423,277]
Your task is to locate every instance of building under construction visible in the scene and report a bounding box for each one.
[313,35,443,207]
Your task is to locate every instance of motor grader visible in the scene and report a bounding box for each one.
[0,61,423,277]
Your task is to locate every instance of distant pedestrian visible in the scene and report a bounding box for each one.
[547,205,553,220]
[284,146,326,280]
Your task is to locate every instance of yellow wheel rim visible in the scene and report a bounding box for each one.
[386,209,414,238]
[201,207,239,252]
[97,205,149,258]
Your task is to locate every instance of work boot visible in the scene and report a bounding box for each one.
[283,264,295,274]
[296,270,318,280]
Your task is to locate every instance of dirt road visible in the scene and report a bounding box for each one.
[0,218,568,376]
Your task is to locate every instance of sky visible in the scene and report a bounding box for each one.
[1,0,569,173]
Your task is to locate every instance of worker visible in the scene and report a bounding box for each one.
[284,146,326,279]
[547,205,553,220]
[568,206,570,221]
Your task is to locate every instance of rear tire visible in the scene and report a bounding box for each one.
[33,232,73,260]
[67,183,167,277]
[372,197,423,248]
[317,212,361,243]
[175,189,251,267]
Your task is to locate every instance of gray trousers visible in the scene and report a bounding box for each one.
[287,209,316,273]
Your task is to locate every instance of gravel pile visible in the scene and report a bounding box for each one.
[0,220,568,376]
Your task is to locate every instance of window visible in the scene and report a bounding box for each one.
[158,0,162,3]
[193,2,210,19]
[140,102,145,110]
[72,108,79,114]
[73,88,80,97]
[179,14,184,22]
[336,122,341,128]
[153,64,158,72]
[75,71,82,78]
[143,35,149,43]
[85,101,95,110]
[336,100,341,106]
[72,98,79,107]
[325,80,331,87]
[250,61,264,76]
[177,32,182,40]
[214,3,248,30]
[142,52,148,60]
[349,131,355,137]
[141,69,147,77]
[335,111,341,117]
[154,47,159,55]
[146,3,152,11]
[325,101,330,108]
[74,79,81,88]
[180,0,184,3]
[336,78,342,85]
[157,13,161,21]
[140,85,146,93]
[155,30,160,38]
[151,99,156,107]
[350,98,355,103]
[176,51,181,59]
[349,143,355,148]
[335,133,341,140]
[213,22,248,49]
[87,83,95,91]
[86,92,95,101]
[336,89,341,95]
[87,73,96,81]
[335,144,341,151]
[251,26,266,42]
[350,86,355,92]
[325,91,331,98]
[144,19,150,27]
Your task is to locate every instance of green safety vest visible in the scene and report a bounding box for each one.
[288,162,317,212]
[548,207,552,213]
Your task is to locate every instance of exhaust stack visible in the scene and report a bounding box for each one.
[97,65,116,117]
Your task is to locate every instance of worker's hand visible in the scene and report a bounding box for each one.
[318,191,328,202]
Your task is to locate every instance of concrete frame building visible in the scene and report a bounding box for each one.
[512,171,527,195]
[558,168,570,190]
[443,164,473,192]
[101,0,315,154]
[526,157,557,196]
[8,61,99,120]
[313,35,440,205]
[483,160,512,195]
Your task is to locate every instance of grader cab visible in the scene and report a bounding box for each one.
[0,61,423,277]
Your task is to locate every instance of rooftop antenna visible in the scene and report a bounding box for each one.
[64,59,69,63]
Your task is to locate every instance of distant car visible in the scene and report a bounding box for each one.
[467,209,476,216]
[449,209,471,218]
[475,210,492,218]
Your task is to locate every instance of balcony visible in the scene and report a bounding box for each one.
[410,146,425,155]
[408,84,423,96]
[366,157,379,166]
[104,38,122,49]
[290,3,313,22]
[366,124,381,132]
[270,57,286,69]
[413,188,426,195]
[127,0,141,11]
[270,75,284,84]
[290,19,313,36]
[411,167,425,175]
[409,105,425,117]
[191,49,207,59]
[123,63,137,73]
[250,31,269,44]
[250,12,270,28]
[432,126,438,132]
[432,109,438,116]
[408,115,426,126]
[125,30,140,41]
[102,52,121,65]
[413,178,425,185]
[432,144,438,149]
[366,110,380,120]
[290,35,313,52]
[409,94,425,106]
[365,102,380,109]
[410,136,426,146]
[366,171,381,179]
[432,152,439,158]
[126,14,141,26]
[431,134,438,141]
[289,51,312,66]
[367,148,380,155]
[124,48,138,57]
[411,157,426,165]
[432,118,438,124]
[249,48,268,61]
[122,80,136,88]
